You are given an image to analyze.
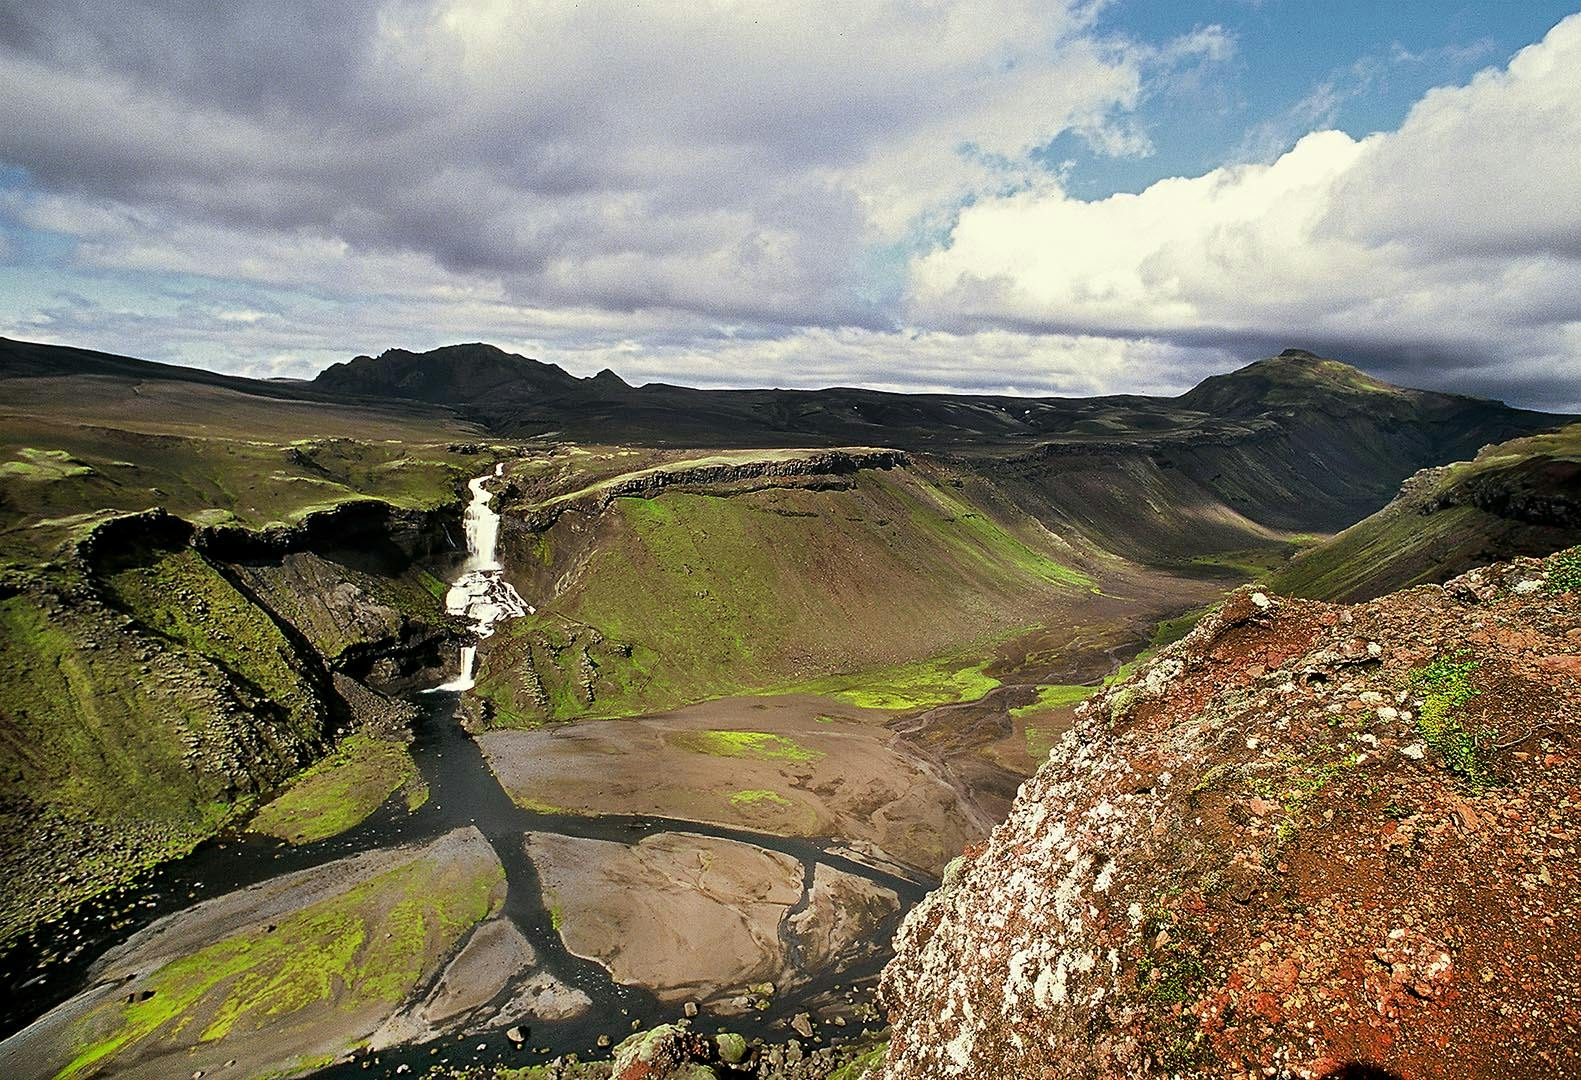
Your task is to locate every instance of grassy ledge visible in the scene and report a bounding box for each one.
[248,734,422,845]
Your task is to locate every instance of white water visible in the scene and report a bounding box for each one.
[431,462,532,692]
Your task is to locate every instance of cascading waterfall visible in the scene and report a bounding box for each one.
[432,462,532,692]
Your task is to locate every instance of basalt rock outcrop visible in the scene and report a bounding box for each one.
[1271,423,1581,602]
[878,551,1581,1079]
[509,448,907,531]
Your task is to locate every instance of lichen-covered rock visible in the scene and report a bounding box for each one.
[610,1023,717,1079]
[879,556,1581,1079]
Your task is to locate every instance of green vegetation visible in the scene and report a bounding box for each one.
[0,412,475,563]
[0,572,318,943]
[511,794,572,815]
[0,447,92,482]
[672,731,824,763]
[728,789,793,809]
[102,547,321,730]
[1191,750,1361,842]
[1546,545,1581,593]
[1411,652,1493,787]
[473,468,1096,724]
[1149,607,1207,649]
[827,1043,890,1080]
[1130,907,1210,1069]
[1135,910,1206,1007]
[1011,683,1097,757]
[1271,424,1581,603]
[781,643,1006,712]
[908,481,1092,589]
[248,734,421,845]
[58,850,502,1078]
[1010,683,1096,719]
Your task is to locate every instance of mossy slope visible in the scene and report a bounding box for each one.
[476,462,1095,724]
[0,551,329,944]
[248,733,424,845]
[1271,423,1581,601]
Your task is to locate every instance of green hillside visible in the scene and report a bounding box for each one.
[1270,424,1581,601]
[473,458,1097,725]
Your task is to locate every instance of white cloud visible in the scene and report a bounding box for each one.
[908,14,1581,406]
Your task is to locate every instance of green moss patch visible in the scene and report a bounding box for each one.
[728,789,793,809]
[781,650,1001,712]
[671,730,824,763]
[827,1043,889,1080]
[0,447,93,482]
[1010,683,1096,719]
[249,734,420,845]
[511,794,573,815]
[1411,652,1493,787]
[57,847,502,1079]
[1546,546,1581,593]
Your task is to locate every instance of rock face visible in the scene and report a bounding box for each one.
[879,552,1581,1079]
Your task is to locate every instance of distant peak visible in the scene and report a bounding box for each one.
[1177,350,1406,414]
[590,368,630,388]
[311,341,578,401]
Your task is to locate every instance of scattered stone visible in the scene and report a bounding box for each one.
[716,1032,749,1064]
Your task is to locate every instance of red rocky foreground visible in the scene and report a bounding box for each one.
[878,552,1581,1079]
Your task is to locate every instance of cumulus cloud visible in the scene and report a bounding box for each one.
[0,0,1160,329]
[910,14,1581,407]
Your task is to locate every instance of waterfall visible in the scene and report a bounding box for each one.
[431,462,532,692]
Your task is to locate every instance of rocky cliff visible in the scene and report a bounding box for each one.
[0,499,463,949]
[1272,423,1581,602]
[877,550,1581,1079]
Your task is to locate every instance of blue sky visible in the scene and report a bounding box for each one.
[1,1,1579,408]
[1060,1,1581,197]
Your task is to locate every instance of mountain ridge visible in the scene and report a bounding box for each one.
[4,335,1565,452]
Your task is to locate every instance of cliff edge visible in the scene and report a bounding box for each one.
[879,550,1581,1079]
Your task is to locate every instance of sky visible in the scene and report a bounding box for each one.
[1,1,1579,409]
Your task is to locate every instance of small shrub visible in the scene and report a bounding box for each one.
[1546,546,1581,593]
[1411,652,1493,787]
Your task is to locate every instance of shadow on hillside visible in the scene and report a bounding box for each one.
[1320,1066,1404,1080]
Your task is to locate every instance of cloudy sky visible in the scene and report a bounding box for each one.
[2,1,1579,408]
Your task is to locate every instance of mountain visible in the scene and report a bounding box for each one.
[312,342,583,403]
[878,553,1581,1080]
[1268,422,1581,601]
[1174,347,1406,414]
